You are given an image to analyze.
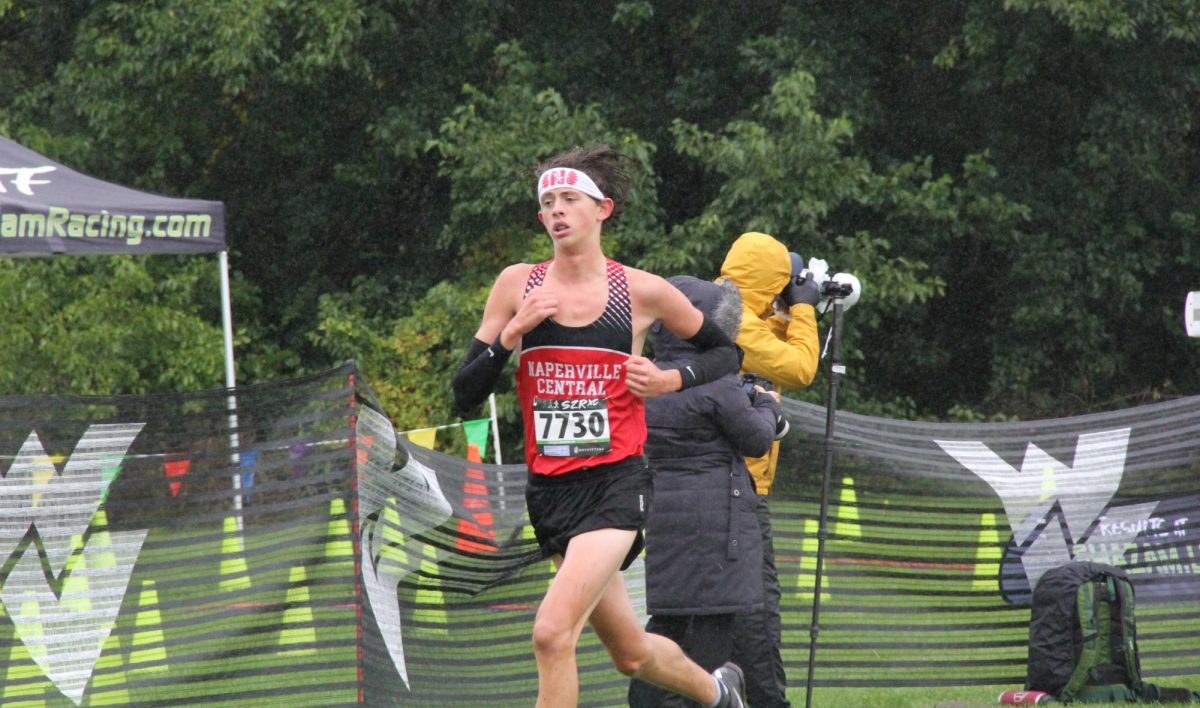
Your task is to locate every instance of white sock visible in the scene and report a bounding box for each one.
[708,675,724,708]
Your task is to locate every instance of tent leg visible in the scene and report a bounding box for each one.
[219,251,244,526]
[488,393,504,510]
[219,251,237,389]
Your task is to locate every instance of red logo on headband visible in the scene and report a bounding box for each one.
[541,169,579,190]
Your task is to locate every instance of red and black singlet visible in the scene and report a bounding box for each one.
[516,259,646,476]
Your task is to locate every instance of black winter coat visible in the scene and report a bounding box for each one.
[643,374,778,615]
[643,276,782,616]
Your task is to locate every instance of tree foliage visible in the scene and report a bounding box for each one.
[0,256,222,394]
[2,1,1197,453]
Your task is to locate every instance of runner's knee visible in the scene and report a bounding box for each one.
[608,636,654,677]
[531,616,574,659]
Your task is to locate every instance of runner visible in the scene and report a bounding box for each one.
[453,145,747,707]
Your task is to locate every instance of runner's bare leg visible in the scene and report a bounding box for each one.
[532,528,716,706]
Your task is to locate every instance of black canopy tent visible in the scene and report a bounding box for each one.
[0,135,247,519]
[0,135,236,390]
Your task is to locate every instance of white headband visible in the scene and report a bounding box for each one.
[536,167,605,202]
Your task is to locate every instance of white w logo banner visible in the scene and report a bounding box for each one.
[1,425,145,704]
[1,364,1197,704]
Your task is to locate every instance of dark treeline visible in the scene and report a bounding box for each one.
[2,1,1197,458]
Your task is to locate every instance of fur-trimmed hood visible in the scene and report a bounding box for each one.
[651,275,742,363]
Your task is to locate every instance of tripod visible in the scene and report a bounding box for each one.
[803,296,847,708]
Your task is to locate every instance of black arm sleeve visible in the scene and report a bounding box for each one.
[673,314,740,390]
[452,336,512,414]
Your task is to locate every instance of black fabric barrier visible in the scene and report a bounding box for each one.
[1,364,1198,705]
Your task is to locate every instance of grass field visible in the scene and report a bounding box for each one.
[396,491,1199,706]
[2,488,1197,706]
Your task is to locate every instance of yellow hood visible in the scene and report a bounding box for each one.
[719,232,790,318]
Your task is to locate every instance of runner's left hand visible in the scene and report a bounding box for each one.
[624,356,681,399]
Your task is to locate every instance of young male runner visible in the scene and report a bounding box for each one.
[453,146,747,708]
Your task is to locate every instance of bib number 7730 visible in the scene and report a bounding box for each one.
[533,398,611,457]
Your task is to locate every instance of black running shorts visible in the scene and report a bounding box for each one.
[525,456,654,571]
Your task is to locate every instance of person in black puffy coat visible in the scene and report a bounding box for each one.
[629,275,787,708]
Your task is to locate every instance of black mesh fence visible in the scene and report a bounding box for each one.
[1,363,1198,706]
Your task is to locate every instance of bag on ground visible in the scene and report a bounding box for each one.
[1024,560,1197,704]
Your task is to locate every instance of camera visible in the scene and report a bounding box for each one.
[821,280,855,298]
[741,373,789,439]
[741,373,774,400]
[816,271,861,314]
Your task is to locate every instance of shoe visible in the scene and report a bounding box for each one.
[711,662,746,708]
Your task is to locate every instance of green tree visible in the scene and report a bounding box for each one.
[315,42,660,458]
[931,0,1200,415]
[664,69,1032,417]
[0,256,223,394]
[747,0,1200,417]
[2,0,1196,424]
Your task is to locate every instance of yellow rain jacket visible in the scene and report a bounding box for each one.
[718,232,820,495]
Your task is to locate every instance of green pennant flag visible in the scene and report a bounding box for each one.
[462,418,491,460]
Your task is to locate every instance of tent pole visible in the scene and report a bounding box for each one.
[488,393,502,465]
[219,250,237,389]
[489,393,504,510]
[219,251,244,526]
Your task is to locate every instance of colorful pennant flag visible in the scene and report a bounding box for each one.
[462,419,490,461]
[406,428,437,450]
[239,450,258,504]
[289,442,312,479]
[163,458,191,497]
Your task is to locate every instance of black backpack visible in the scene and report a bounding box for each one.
[1025,561,1197,703]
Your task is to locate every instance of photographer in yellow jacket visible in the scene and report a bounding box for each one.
[718,231,821,708]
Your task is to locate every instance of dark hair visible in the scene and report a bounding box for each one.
[533,145,634,230]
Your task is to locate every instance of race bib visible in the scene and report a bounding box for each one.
[533,397,611,457]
